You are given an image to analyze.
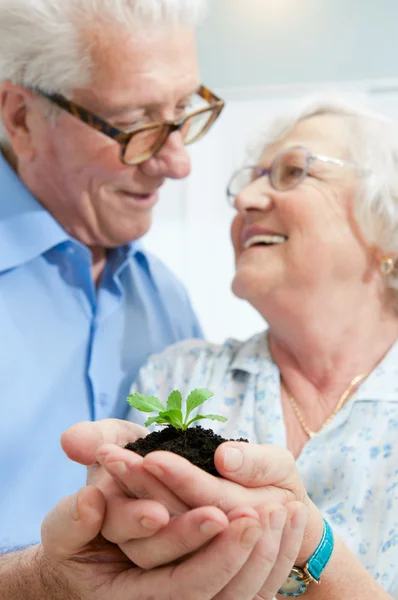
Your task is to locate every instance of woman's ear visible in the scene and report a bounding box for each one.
[0,83,36,160]
[372,247,396,276]
[378,255,396,277]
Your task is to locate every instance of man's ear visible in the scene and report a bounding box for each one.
[0,83,37,160]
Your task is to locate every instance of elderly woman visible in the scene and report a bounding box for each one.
[62,97,398,600]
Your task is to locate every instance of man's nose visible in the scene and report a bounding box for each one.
[140,130,191,180]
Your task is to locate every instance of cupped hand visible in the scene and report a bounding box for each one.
[96,438,324,565]
[40,483,308,600]
[62,419,321,571]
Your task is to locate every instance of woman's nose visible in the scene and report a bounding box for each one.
[233,179,274,213]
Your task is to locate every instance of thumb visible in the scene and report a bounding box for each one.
[61,419,147,466]
[214,442,304,495]
[41,485,106,559]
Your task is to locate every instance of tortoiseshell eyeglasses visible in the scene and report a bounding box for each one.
[37,85,224,165]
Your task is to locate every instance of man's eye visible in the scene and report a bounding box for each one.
[117,118,151,132]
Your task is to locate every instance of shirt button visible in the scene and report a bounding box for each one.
[99,393,109,408]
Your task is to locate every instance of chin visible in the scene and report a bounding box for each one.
[111,215,153,245]
[232,268,275,308]
[231,273,249,300]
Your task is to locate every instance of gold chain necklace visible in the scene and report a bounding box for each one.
[284,373,368,439]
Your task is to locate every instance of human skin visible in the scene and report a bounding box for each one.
[0,24,198,281]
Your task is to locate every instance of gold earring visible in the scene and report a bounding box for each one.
[379,256,394,276]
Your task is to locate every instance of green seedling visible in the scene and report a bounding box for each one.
[126,388,227,431]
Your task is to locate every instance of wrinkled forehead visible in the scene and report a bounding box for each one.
[261,113,353,164]
[76,22,200,110]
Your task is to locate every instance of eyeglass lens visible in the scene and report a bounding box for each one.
[123,107,218,165]
[228,147,309,199]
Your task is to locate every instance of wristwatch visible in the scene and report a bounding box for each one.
[278,519,334,597]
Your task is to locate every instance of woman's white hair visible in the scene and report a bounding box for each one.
[251,93,398,309]
[0,0,206,140]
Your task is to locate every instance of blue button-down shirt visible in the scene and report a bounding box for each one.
[0,152,202,549]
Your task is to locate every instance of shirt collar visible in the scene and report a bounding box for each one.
[0,150,149,274]
[229,331,272,375]
[230,331,398,403]
[355,339,398,402]
[0,150,69,272]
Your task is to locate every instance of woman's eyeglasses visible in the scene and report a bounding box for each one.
[226,146,359,205]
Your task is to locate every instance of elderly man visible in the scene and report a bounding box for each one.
[0,0,224,551]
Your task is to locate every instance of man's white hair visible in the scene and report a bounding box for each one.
[252,93,398,310]
[0,0,206,140]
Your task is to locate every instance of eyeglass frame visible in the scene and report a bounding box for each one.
[226,145,360,204]
[36,85,225,165]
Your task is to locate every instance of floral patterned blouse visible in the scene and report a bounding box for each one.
[127,332,398,596]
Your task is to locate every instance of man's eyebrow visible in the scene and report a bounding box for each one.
[98,91,198,118]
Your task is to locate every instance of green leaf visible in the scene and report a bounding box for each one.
[126,393,165,413]
[159,409,184,430]
[144,416,170,427]
[185,388,214,421]
[186,413,228,428]
[167,390,182,411]
[203,414,228,423]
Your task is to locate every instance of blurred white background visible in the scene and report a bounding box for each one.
[143,0,398,343]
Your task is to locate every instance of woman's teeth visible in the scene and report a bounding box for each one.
[244,234,287,249]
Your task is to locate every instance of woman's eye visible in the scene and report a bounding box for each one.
[285,166,304,178]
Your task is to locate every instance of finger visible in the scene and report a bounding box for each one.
[61,419,147,466]
[121,506,230,569]
[213,504,287,600]
[41,486,105,559]
[97,444,189,515]
[101,497,170,543]
[168,511,265,600]
[257,502,309,599]
[142,450,287,511]
[214,442,303,493]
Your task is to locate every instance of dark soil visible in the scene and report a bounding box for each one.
[125,425,248,476]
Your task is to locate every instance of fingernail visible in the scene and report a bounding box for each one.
[144,464,165,479]
[270,509,286,530]
[240,524,263,549]
[199,519,225,535]
[140,517,161,530]
[106,460,128,477]
[223,448,243,471]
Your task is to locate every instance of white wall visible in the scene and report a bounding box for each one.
[196,0,398,88]
[143,82,398,343]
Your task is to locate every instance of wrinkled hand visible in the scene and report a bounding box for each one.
[144,441,324,564]
[61,419,316,597]
[40,483,308,600]
[90,435,324,566]
[62,419,194,563]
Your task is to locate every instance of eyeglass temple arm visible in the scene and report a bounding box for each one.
[197,85,224,105]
